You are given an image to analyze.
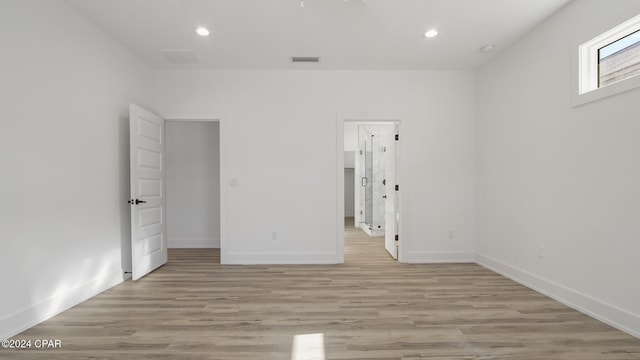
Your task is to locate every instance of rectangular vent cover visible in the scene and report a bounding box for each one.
[291,56,320,63]
[161,50,200,64]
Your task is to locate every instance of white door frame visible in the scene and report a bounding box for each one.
[164,113,229,264]
[336,114,404,263]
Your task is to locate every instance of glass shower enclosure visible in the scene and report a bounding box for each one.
[359,128,386,235]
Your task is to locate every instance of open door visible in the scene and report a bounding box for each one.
[384,127,399,259]
[129,104,167,280]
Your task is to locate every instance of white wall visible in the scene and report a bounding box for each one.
[344,122,359,151]
[344,123,357,218]
[0,0,153,339]
[154,70,476,264]
[166,121,220,248]
[344,151,356,168]
[476,0,640,338]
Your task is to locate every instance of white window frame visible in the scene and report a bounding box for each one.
[573,13,640,107]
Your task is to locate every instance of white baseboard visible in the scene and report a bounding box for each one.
[0,270,123,340]
[475,253,640,339]
[403,251,474,264]
[168,238,220,248]
[223,252,339,265]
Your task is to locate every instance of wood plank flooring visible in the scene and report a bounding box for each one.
[4,219,639,359]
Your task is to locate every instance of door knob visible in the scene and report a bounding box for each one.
[135,199,147,204]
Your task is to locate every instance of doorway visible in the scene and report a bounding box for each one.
[126,105,226,280]
[338,119,401,262]
[165,121,221,254]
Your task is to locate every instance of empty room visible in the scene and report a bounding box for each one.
[1,0,640,359]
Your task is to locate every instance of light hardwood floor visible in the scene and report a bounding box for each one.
[4,219,640,359]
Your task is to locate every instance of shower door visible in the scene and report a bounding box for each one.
[360,134,374,229]
[365,135,374,228]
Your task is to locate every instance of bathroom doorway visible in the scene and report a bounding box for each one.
[340,120,400,261]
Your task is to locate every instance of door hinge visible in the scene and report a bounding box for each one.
[395,134,399,141]
[383,146,387,152]
[395,185,399,191]
[395,234,399,241]
[359,150,363,155]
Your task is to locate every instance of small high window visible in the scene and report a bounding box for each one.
[578,14,640,95]
[598,29,640,87]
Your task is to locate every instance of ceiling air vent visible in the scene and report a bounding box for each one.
[161,50,200,64]
[291,56,320,63]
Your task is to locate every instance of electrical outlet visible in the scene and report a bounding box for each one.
[537,246,544,259]
[448,230,454,239]
[271,231,278,240]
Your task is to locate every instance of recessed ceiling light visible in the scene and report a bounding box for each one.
[196,27,210,37]
[424,29,438,38]
[479,45,496,53]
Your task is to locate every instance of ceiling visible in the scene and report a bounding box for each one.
[65,0,571,70]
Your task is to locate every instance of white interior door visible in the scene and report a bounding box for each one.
[384,128,398,259]
[129,104,167,280]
